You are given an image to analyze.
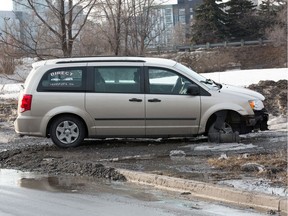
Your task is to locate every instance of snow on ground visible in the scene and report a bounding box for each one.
[193,143,258,151]
[0,83,23,99]
[268,115,287,131]
[219,178,287,197]
[0,58,34,85]
[203,68,288,87]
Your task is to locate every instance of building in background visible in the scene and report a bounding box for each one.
[173,0,202,25]
[173,0,202,44]
[0,11,16,39]
[9,0,84,51]
[10,0,49,44]
[251,0,263,7]
[148,4,174,48]
[148,0,203,49]
[13,0,48,13]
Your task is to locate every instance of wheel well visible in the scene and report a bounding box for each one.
[205,114,216,135]
[46,113,88,138]
[204,110,242,135]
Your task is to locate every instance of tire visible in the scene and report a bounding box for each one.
[208,122,233,135]
[50,115,86,148]
[208,122,236,143]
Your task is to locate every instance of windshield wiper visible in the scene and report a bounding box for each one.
[201,79,222,89]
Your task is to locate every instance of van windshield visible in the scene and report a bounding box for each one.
[174,63,222,89]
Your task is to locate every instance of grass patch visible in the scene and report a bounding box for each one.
[208,152,287,185]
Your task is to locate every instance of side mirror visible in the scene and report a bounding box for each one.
[187,84,200,96]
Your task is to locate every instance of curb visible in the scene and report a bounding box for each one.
[118,169,287,214]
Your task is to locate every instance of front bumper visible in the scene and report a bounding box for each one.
[246,108,269,131]
[254,108,269,131]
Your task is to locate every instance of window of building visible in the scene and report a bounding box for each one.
[179,8,185,16]
[166,15,172,23]
[165,8,172,15]
[179,15,186,24]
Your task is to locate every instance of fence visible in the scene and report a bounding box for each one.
[176,39,273,51]
[147,39,273,53]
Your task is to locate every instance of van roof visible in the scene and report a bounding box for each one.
[32,57,177,68]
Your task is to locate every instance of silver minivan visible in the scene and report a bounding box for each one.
[15,57,268,147]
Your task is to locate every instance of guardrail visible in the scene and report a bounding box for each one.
[176,39,273,51]
[147,39,273,53]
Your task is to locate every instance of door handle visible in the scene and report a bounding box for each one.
[129,98,142,102]
[148,98,161,102]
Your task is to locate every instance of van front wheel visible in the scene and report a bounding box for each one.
[50,115,85,148]
[208,122,233,135]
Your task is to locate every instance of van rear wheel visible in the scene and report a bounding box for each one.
[50,115,85,148]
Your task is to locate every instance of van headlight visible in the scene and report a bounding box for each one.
[249,100,264,110]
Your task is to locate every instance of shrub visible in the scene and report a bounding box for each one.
[0,56,16,75]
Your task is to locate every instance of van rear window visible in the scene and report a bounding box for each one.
[37,68,85,92]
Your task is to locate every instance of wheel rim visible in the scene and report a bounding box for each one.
[56,120,79,144]
[209,122,233,134]
[222,123,233,133]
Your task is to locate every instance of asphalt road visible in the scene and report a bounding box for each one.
[0,169,266,216]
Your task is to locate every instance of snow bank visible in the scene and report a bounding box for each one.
[202,68,288,87]
[219,178,287,197]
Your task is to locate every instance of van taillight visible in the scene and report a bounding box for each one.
[20,94,32,113]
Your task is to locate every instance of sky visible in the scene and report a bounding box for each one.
[0,0,13,11]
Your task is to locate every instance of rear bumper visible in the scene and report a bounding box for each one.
[14,115,45,137]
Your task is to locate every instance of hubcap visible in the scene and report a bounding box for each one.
[56,120,79,144]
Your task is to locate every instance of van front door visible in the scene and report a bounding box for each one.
[145,67,201,136]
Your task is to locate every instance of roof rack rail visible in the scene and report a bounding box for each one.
[56,55,146,58]
[56,59,146,64]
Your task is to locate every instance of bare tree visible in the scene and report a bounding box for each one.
[94,0,165,56]
[0,0,97,59]
[126,0,167,55]
[96,0,123,55]
[171,23,187,46]
[265,0,287,46]
[74,19,110,55]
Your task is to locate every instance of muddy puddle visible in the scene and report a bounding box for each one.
[0,169,107,192]
[0,169,164,201]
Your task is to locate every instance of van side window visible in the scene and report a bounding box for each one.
[37,68,85,92]
[94,67,141,93]
[148,68,192,95]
